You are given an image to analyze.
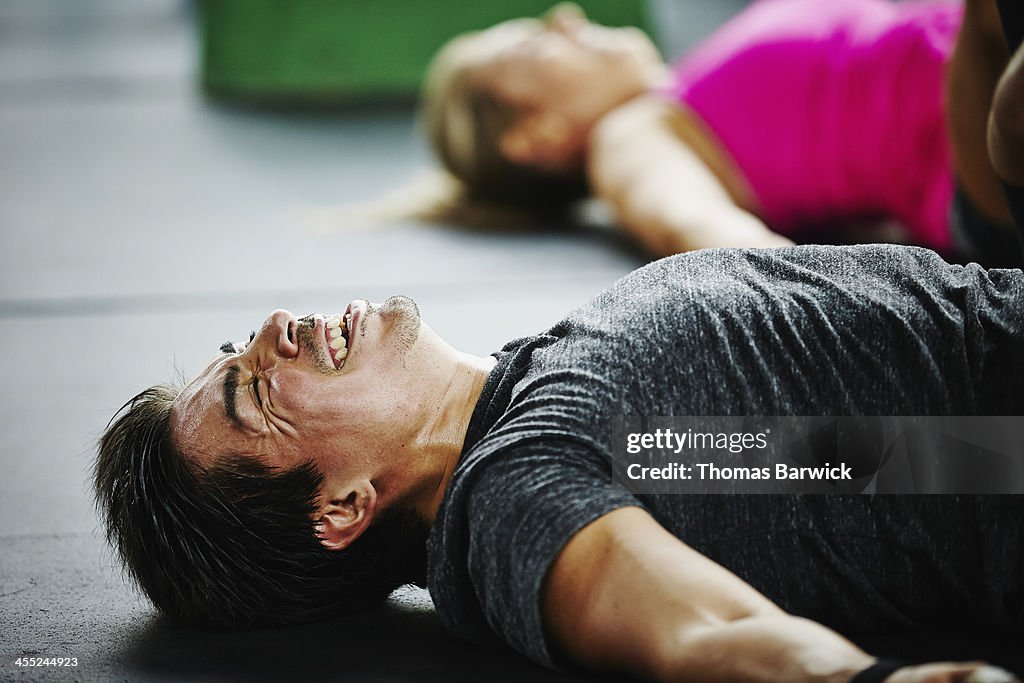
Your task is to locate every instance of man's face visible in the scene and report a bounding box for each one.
[170,296,431,482]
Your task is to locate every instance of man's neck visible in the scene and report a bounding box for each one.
[410,350,497,527]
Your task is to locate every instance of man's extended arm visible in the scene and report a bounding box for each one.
[541,507,990,683]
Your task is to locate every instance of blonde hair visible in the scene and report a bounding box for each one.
[302,29,588,235]
[420,30,588,212]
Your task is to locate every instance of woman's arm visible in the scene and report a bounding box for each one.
[541,506,1001,683]
[588,97,794,258]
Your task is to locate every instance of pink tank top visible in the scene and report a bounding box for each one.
[668,0,961,250]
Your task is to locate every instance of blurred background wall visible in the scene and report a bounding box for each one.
[196,0,744,104]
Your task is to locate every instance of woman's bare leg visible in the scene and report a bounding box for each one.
[946,0,1012,226]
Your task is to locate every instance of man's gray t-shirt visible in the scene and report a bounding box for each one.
[425,245,1024,668]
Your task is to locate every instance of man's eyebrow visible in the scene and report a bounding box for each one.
[223,364,241,427]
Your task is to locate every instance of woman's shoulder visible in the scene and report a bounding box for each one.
[590,96,673,152]
[588,96,756,213]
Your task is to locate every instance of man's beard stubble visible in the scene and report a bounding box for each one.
[372,295,421,357]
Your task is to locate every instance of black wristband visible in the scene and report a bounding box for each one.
[850,660,912,683]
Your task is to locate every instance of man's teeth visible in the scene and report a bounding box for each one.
[326,314,349,364]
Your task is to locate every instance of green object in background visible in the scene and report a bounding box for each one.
[199,0,650,105]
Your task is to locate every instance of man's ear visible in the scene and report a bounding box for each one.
[499,112,578,172]
[314,478,377,551]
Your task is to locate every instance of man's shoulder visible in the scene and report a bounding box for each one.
[624,244,953,286]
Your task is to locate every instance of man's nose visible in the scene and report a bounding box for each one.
[254,309,299,360]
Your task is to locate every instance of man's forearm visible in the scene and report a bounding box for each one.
[662,613,873,683]
[543,508,872,683]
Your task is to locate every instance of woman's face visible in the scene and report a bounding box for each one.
[472,4,664,131]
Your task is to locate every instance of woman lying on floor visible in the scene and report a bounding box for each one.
[420,0,1023,267]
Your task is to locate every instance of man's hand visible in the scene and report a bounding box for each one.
[887,663,1019,683]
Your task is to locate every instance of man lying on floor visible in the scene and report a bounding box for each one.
[96,243,1023,683]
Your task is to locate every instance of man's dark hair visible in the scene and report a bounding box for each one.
[93,384,427,628]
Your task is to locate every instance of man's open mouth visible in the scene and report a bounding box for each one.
[324,303,354,370]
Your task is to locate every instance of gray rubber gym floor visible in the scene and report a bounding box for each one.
[2,2,1021,682]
